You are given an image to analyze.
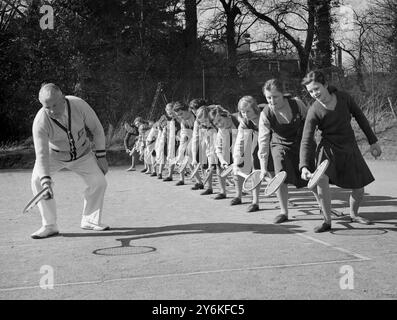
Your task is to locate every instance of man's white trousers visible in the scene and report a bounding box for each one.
[31,152,107,227]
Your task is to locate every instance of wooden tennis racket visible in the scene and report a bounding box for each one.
[189,163,201,180]
[177,156,190,174]
[219,164,233,179]
[238,170,262,192]
[23,187,51,214]
[203,166,214,185]
[307,159,330,189]
[263,171,287,197]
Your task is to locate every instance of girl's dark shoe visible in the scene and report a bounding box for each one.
[230,197,242,206]
[214,193,226,200]
[200,188,213,195]
[247,204,259,212]
[273,214,288,224]
[314,222,332,233]
[191,183,204,190]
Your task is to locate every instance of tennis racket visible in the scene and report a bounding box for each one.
[263,171,287,197]
[239,170,262,192]
[219,164,233,179]
[203,167,214,185]
[189,163,201,180]
[177,156,190,174]
[22,187,51,214]
[307,159,330,189]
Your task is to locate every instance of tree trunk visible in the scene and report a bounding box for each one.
[226,11,238,77]
[184,0,198,96]
[314,0,332,75]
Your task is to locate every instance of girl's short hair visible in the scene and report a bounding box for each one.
[165,102,175,110]
[189,98,207,111]
[157,114,168,128]
[262,78,284,94]
[196,105,210,121]
[196,105,217,128]
[173,101,189,113]
[209,105,230,121]
[238,96,260,115]
[133,116,143,125]
[301,70,327,86]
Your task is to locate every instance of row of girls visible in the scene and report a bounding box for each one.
[124,70,382,233]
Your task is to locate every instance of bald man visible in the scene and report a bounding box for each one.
[30,83,109,239]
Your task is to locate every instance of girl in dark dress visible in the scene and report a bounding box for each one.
[300,70,382,233]
[258,79,316,223]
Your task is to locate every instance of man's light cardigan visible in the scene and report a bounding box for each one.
[32,95,106,184]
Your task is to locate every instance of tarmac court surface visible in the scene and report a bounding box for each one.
[0,160,396,299]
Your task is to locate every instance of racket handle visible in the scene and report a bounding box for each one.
[237,171,248,179]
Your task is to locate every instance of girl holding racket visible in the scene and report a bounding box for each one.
[191,105,218,195]
[300,70,382,232]
[145,120,159,176]
[123,120,139,171]
[258,79,313,223]
[173,101,196,186]
[209,105,240,200]
[163,102,181,182]
[232,96,262,212]
[134,117,151,173]
[155,115,168,179]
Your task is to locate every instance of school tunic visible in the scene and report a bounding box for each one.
[155,126,167,165]
[192,122,218,167]
[258,98,308,188]
[145,126,158,164]
[176,113,195,163]
[233,118,260,174]
[166,116,181,162]
[215,114,240,166]
[123,123,138,150]
[300,90,377,189]
[137,123,151,155]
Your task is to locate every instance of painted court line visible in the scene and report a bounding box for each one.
[265,221,372,261]
[0,257,368,292]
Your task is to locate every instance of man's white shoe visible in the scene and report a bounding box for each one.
[80,222,110,231]
[31,225,59,239]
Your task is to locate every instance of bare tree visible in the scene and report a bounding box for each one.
[0,0,27,33]
[313,0,332,72]
[335,7,372,92]
[241,0,316,77]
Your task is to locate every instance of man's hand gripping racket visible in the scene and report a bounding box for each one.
[23,181,54,213]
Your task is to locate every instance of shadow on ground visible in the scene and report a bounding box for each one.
[61,222,305,240]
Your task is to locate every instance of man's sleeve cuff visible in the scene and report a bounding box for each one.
[95,150,107,158]
[40,176,52,186]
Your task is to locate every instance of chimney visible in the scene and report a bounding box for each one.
[338,47,342,69]
[272,39,277,53]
